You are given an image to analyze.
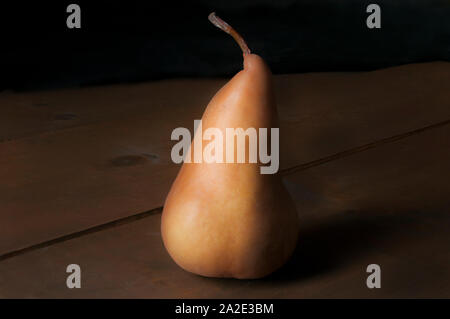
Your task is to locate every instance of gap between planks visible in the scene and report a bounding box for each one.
[1,118,450,262]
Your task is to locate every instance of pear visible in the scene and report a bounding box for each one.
[161,13,299,279]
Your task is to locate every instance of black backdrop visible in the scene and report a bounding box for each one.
[1,0,449,91]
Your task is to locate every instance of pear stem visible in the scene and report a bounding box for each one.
[208,12,251,55]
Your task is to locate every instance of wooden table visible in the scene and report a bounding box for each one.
[1,62,449,298]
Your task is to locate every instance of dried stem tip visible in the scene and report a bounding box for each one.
[208,12,251,55]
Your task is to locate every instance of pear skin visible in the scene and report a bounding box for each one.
[161,53,299,279]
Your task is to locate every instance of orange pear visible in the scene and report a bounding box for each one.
[161,13,299,279]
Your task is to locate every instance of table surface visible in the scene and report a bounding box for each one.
[0,62,449,298]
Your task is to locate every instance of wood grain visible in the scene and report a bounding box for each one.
[1,62,449,256]
[1,122,449,298]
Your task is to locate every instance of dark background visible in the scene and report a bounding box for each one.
[0,0,449,91]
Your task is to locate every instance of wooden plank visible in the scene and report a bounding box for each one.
[1,124,449,298]
[1,62,450,256]
[2,62,449,149]
[276,61,450,168]
[0,79,222,142]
